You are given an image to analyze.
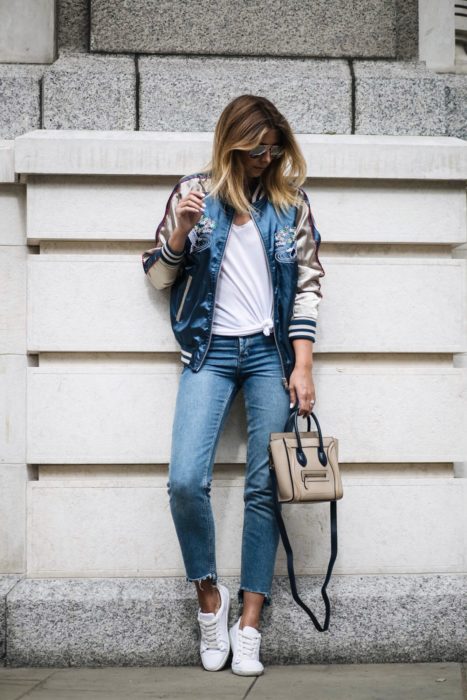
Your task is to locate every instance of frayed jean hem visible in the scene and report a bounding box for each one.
[186,573,218,589]
[238,587,272,608]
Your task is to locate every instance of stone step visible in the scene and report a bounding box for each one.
[3,574,465,666]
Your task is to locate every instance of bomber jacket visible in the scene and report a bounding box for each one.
[142,172,325,389]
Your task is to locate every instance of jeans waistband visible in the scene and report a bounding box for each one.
[212,329,275,339]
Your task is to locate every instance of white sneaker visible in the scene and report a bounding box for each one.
[197,583,230,671]
[229,618,264,676]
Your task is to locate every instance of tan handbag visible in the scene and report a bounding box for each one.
[268,405,343,631]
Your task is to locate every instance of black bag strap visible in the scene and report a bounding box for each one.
[270,466,338,632]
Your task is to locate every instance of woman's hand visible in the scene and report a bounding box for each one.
[288,365,316,418]
[174,190,206,236]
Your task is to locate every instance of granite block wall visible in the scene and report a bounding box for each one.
[0,0,465,139]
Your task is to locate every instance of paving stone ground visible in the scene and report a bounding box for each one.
[0,662,465,699]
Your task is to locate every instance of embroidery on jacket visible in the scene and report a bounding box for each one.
[274,224,297,263]
[188,215,217,254]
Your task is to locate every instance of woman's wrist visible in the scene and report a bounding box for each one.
[291,338,314,370]
[167,229,188,253]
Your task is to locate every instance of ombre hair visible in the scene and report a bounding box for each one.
[200,95,307,216]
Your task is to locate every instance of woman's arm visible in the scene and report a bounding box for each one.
[287,188,325,415]
[142,180,186,290]
[142,180,205,290]
[287,187,325,344]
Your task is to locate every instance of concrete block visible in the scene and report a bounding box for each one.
[26,256,466,353]
[418,0,455,71]
[0,0,55,64]
[0,246,27,353]
[27,175,168,242]
[354,60,446,136]
[0,184,25,246]
[14,131,467,181]
[26,364,467,463]
[42,54,136,130]
[312,180,466,244]
[91,0,397,58]
[25,476,467,577]
[0,465,29,573]
[0,355,27,465]
[5,574,466,665]
[0,141,15,183]
[25,176,467,245]
[138,56,351,133]
[0,65,44,139]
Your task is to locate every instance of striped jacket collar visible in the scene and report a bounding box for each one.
[250,180,266,203]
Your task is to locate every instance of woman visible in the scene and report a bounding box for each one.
[142,94,325,675]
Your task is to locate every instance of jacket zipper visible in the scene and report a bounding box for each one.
[250,215,288,389]
[194,212,235,371]
[176,274,193,321]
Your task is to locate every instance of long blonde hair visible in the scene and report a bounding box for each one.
[200,95,307,217]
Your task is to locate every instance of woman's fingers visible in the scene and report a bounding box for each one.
[177,191,206,217]
[179,205,203,214]
[183,191,205,209]
[289,386,315,417]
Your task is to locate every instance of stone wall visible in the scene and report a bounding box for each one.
[0,0,466,140]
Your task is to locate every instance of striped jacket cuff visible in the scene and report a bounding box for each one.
[288,318,317,342]
[160,240,185,266]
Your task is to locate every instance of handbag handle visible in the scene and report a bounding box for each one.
[285,403,327,468]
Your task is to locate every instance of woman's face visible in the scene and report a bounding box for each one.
[238,128,281,181]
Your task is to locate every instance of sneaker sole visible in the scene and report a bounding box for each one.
[231,666,264,676]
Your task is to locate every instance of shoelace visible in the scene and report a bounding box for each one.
[199,617,227,651]
[237,629,261,659]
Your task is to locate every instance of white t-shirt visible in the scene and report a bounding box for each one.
[211,218,274,336]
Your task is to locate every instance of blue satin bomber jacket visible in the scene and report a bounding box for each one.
[141,172,325,390]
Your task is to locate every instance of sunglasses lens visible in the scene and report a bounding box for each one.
[248,145,284,159]
[248,146,266,158]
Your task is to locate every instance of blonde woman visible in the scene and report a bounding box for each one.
[142,94,325,675]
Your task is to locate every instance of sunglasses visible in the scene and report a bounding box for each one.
[247,144,284,159]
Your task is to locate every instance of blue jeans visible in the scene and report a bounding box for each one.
[167,330,291,608]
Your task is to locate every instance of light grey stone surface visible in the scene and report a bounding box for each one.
[139,56,351,133]
[0,0,55,64]
[0,664,464,699]
[443,74,467,140]
[57,0,89,55]
[395,0,419,59]
[42,54,136,130]
[90,0,397,58]
[0,576,22,664]
[0,65,45,139]
[354,60,447,136]
[5,575,466,667]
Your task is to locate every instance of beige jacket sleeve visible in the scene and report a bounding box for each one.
[141,179,186,290]
[288,187,326,343]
